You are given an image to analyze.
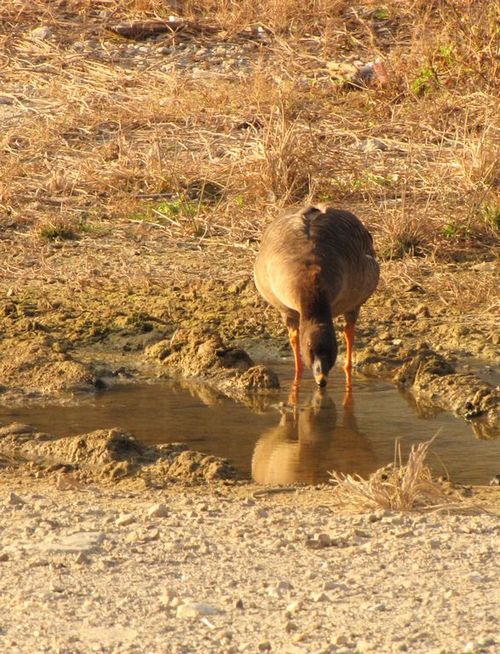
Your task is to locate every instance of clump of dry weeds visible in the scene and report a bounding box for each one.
[329,437,467,512]
[0,0,498,313]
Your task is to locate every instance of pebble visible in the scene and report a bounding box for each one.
[285,600,302,615]
[75,552,90,564]
[147,503,168,518]
[37,531,105,554]
[116,514,136,526]
[176,602,222,618]
[323,581,340,591]
[30,26,52,40]
[310,592,329,603]
[258,641,272,652]
[306,533,331,548]
[8,492,26,506]
[0,552,9,562]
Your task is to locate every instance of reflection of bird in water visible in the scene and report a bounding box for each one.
[251,389,377,485]
[254,205,379,392]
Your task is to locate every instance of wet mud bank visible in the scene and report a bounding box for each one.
[357,342,499,438]
[1,270,499,487]
[0,423,237,486]
[145,327,280,407]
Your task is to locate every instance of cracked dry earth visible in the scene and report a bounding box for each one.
[0,483,498,654]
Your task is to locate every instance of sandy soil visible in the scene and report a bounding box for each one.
[0,473,499,654]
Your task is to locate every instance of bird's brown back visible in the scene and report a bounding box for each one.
[254,205,379,319]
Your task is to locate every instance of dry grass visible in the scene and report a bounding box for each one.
[329,436,466,512]
[0,1,498,280]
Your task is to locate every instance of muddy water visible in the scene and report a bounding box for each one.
[0,364,498,485]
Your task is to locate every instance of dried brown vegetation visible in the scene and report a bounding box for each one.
[0,1,498,329]
[329,437,469,512]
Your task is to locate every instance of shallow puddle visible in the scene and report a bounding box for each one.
[0,363,498,485]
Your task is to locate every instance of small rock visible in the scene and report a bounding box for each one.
[429,538,441,550]
[415,304,431,318]
[38,531,105,554]
[368,511,384,523]
[159,590,177,607]
[30,26,52,39]
[147,503,168,518]
[276,580,293,591]
[285,600,302,615]
[335,635,349,646]
[306,533,331,549]
[323,581,340,591]
[8,492,26,506]
[235,598,244,609]
[310,592,329,603]
[0,552,9,562]
[116,514,136,526]
[75,552,90,565]
[176,602,221,618]
[258,642,272,652]
[358,138,388,152]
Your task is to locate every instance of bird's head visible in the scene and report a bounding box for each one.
[300,321,337,387]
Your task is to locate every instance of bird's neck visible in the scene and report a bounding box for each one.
[299,287,332,324]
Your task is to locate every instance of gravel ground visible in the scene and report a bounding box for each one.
[0,482,498,654]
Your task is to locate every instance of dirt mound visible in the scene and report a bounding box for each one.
[0,336,103,402]
[358,343,499,438]
[0,424,237,484]
[146,328,280,403]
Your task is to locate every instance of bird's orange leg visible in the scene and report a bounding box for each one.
[343,322,355,389]
[287,327,303,406]
[288,327,303,383]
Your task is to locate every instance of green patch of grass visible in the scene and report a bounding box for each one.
[442,223,457,238]
[130,196,208,237]
[38,221,79,241]
[437,44,455,67]
[156,198,198,219]
[481,204,500,231]
[410,66,438,96]
[373,7,389,20]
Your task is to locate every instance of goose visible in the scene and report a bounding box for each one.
[254,204,379,388]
